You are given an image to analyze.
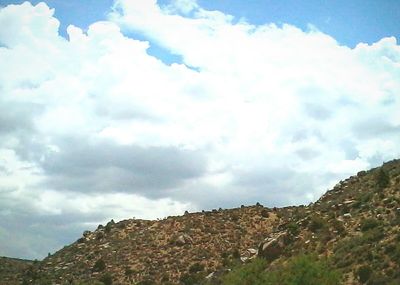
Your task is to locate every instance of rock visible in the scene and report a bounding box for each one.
[83,231,91,238]
[258,232,287,261]
[206,272,214,279]
[343,213,352,218]
[174,234,193,246]
[247,248,257,255]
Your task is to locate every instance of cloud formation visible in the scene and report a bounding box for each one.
[0,1,399,259]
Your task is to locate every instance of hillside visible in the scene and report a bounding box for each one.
[8,159,400,284]
[0,257,33,285]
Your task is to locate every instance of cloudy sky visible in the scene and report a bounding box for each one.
[0,0,399,260]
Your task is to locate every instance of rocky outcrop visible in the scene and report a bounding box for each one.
[258,232,288,262]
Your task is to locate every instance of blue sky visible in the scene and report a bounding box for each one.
[1,0,400,61]
[0,0,399,259]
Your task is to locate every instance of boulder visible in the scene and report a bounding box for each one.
[258,232,287,261]
[174,234,193,246]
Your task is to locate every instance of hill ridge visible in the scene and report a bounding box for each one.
[3,159,400,284]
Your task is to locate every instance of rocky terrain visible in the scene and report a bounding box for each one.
[3,159,400,284]
[0,257,33,284]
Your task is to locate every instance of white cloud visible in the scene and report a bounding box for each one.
[0,1,400,259]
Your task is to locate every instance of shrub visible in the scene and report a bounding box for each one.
[357,265,372,283]
[283,254,340,285]
[222,258,272,285]
[222,255,340,285]
[287,222,300,236]
[99,272,113,285]
[360,218,380,232]
[308,216,326,232]
[189,262,204,273]
[261,209,270,218]
[375,169,390,190]
[92,259,106,272]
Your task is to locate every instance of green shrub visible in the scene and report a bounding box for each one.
[99,273,113,285]
[283,254,341,285]
[222,258,273,285]
[360,218,380,232]
[357,265,372,283]
[308,216,326,232]
[189,262,204,273]
[92,259,106,272]
[287,222,300,236]
[222,255,340,285]
[375,169,390,190]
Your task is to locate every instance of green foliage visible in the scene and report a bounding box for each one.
[389,243,400,265]
[283,255,341,285]
[357,265,372,283]
[99,272,113,285]
[222,255,341,285]
[308,216,326,232]
[180,272,205,285]
[287,222,300,236]
[92,258,106,272]
[375,169,390,190]
[189,262,205,273]
[222,258,273,285]
[360,218,381,232]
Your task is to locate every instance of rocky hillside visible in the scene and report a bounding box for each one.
[0,257,33,284]
[9,159,400,284]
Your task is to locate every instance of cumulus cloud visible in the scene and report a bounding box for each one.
[0,1,400,259]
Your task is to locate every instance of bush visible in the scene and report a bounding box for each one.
[222,255,341,285]
[357,265,372,283]
[360,218,380,232]
[189,263,204,273]
[308,216,326,232]
[287,222,300,236]
[92,259,106,272]
[283,255,341,285]
[222,258,272,285]
[99,272,113,285]
[375,169,390,190]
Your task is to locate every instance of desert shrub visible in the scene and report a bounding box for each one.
[222,258,272,285]
[261,209,270,218]
[287,222,300,236]
[222,255,340,285]
[360,192,373,203]
[92,259,106,272]
[308,215,326,232]
[360,218,381,232]
[189,262,204,273]
[375,169,390,190]
[389,243,400,265]
[283,254,340,285]
[363,227,384,242]
[99,273,113,285]
[331,219,346,235]
[232,249,240,259]
[357,265,372,283]
[180,272,205,285]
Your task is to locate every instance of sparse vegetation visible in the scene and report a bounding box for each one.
[5,160,400,285]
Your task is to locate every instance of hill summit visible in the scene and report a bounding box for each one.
[3,159,400,284]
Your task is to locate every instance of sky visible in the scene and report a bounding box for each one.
[0,0,399,260]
